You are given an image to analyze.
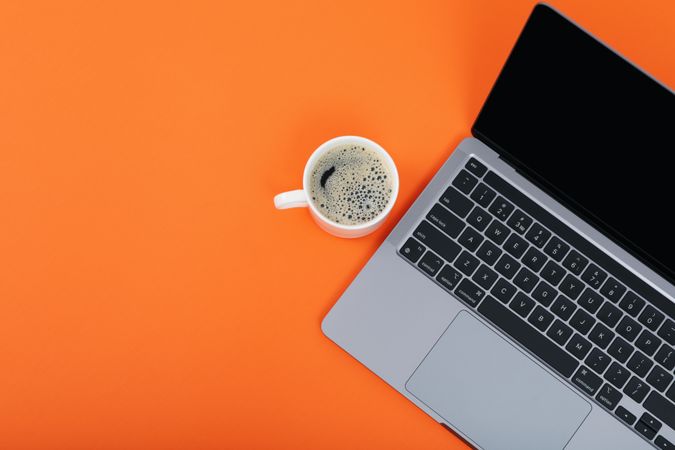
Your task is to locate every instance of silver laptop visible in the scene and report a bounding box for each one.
[322,5,675,450]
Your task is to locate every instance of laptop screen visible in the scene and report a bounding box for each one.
[473,5,675,284]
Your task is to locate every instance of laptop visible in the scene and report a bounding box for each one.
[322,4,675,449]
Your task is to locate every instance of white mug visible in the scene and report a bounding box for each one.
[274,136,399,238]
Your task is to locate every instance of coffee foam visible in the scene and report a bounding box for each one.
[308,144,393,225]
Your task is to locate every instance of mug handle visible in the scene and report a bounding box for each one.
[274,189,308,209]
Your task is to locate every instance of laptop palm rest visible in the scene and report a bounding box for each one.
[405,311,591,450]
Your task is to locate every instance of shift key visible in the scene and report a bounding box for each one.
[644,392,675,430]
[413,220,462,264]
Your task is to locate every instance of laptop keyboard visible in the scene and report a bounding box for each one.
[398,156,675,448]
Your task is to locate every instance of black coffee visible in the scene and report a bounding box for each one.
[308,144,393,225]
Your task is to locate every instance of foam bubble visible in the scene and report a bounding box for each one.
[308,144,393,225]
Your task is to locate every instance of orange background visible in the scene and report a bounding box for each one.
[0,1,673,449]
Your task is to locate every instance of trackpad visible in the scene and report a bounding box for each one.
[406,311,590,450]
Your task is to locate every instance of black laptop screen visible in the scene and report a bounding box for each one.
[473,5,675,283]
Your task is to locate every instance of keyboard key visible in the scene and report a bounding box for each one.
[465,157,487,177]
[604,362,630,389]
[478,296,579,378]
[577,288,604,314]
[658,319,675,346]
[418,251,443,276]
[491,278,517,303]
[413,221,462,263]
[544,236,569,262]
[616,406,637,425]
[472,264,498,290]
[484,220,511,245]
[569,309,595,335]
[547,320,573,346]
[639,305,665,332]
[616,316,642,342]
[624,376,650,403]
[588,323,614,349]
[436,265,463,291]
[562,250,588,276]
[452,169,478,195]
[525,223,551,248]
[566,334,592,359]
[597,302,623,328]
[427,204,465,238]
[531,281,556,307]
[540,260,565,286]
[506,209,532,234]
[580,263,608,290]
[666,382,675,403]
[476,241,502,266]
[655,436,675,449]
[647,366,673,392]
[458,226,483,252]
[454,250,480,276]
[453,279,485,307]
[600,278,627,303]
[626,350,653,378]
[551,295,577,321]
[400,237,425,263]
[596,383,622,411]
[559,274,584,300]
[488,196,514,221]
[509,292,535,318]
[466,206,492,232]
[513,267,538,293]
[645,391,675,430]
[503,234,529,259]
[585,348,611,374]
[521,247,546,272]
[636,330,662,356]
[640,412,662,432]
[655,344,675,370]
[608,337,634,363]
[470,182,497,208]
[635,421,657,440]
[528,305,554,331]
[440,186,473,218]
[494,254,520,279]
[619,291,645,317]
[572,366,602,396]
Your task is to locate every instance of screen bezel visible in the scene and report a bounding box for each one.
[472,4,675,285]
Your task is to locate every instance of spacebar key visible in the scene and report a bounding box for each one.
[478,296,579,378]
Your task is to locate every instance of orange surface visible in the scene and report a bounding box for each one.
[0,1,673,449]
